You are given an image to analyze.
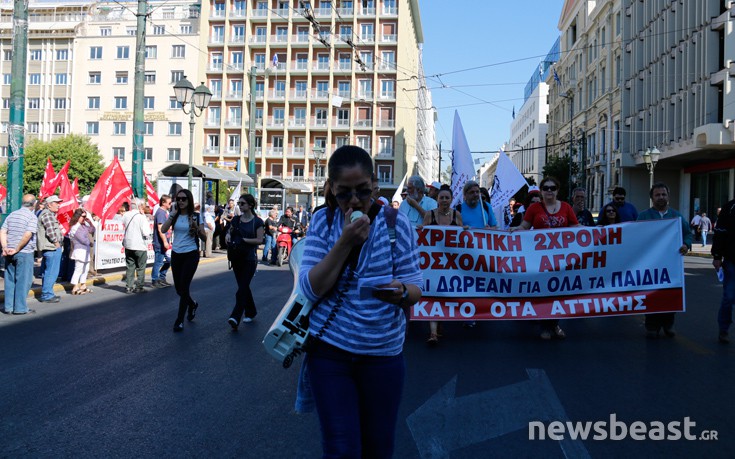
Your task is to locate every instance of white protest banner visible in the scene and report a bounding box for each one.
[412,219,685,321]
[490,148,527,210]
[94,219,156,270]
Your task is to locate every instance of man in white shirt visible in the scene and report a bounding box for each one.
[398,176,437,227]
[203,204,216,257]
[122,199,152,294]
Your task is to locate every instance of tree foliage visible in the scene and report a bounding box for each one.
[20,134,105,196]
[541,154,580,203]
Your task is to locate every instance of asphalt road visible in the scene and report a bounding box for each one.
[1,256,733,458]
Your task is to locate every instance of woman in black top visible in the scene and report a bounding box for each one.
[227,194,264,330]
[598,204,621,226]
[421,186,463,345]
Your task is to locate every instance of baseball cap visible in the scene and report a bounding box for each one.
[528,186,540,193]
[429,181,442,189]
[45,195,62,203]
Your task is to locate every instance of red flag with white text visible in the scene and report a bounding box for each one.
[71,177,80,202]
[39,158,56,199]
[56,171,77,234]
[86,158,134,225]
[144,174,159,209]
[0,183,6,203]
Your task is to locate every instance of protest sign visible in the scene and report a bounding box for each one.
[412,219,685,321]
[94,219,155,270]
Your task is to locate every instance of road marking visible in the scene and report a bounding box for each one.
[407,368,589,459]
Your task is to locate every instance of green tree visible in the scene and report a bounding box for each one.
[542,154,579,203]
[22,134,105,196]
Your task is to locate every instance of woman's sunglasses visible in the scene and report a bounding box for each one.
[176,197,188,202]
[335,188,373,202]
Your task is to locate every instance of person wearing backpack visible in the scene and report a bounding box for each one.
[160,188,206,332]
[227,193,264,330]
[297,145,422,458]
[456,180,498,229]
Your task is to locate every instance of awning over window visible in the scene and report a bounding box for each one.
[260,177,312,193]
[158,164,255,187]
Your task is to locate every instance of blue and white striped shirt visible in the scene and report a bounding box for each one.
[299,206,422,356]
[1,207,38,253]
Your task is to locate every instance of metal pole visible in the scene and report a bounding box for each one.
[6,0,28,214]
[188,107,195,191]
[438,141,442,182]
[131,0,147,198]
[568,94,573,200]
[247,66,257,195]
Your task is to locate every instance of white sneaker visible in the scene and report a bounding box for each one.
[241,317,253,323]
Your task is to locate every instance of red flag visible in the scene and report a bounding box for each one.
[144,173,159,209]
[86,158,134,226]
[0,183,6,202]
[71,177,80,202]
[49,160,71,192]
[39,158,56,199]
[56,171,77,235]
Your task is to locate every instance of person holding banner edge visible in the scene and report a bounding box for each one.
[510,176,581,340]
[421,185,464,345]
[712,199,735,343]
[637,182,691,338]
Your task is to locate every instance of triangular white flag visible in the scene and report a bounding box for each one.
[450,111,475,207]
[391,173,408,204]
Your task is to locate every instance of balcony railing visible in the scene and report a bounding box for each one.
[205,118,221,127]
[287,147,305,157]
[211,10,225,18]
[289,117,306,127]
[224,118,242,127]
[355,119,373,128]
[271,34,289,43]
[383,6,398,15]
[379,62,396,70]
[313,62,331,71]
[376,149,394,158]
[227,91,242,99]
[382,34,397,43]
[359,7,376,16]
[209,36,224,44]
[230,8,246,18]
[357,91,373,100]
[291,89,308,99]
[250,35,267,44]
[337,89,351,98]
[377,119,395,128]
[229,36,245,44]
[334,119,350,128]
[379,91,396,100]
[209,63,223,71]
[228,63,244,71]
[252,9,268,17]
[268,117,285,127]
[315,7,331,17]
[205,147,220,155]
[312,90,329,100]
[336,62,352,71]
[265,147,283,157]
[359,34,375,42]
[293,34,310,44]
[337,7,353,16]
[293,62,309,71]
[275,8,289,17]
[269,90,286,99]
[224,147,240,156]
[312,119,328,128]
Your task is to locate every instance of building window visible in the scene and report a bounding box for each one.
[89,72,101,84]
[55,73,68,85]
[145,71,156,84]
[113,147,125,161]
[87,122,99,135]
[168,122,182,135]
[171,70,184,84]
[117,46,130,59]
[113,122,127,135]
[144,147,153,161]
[27,122,39,133]
[53,123,65,134]
[2,50,11,60]
[144,96,154,109]
[152,25,165,35]
[180,25,192,34]
[169,97,181,110]
[29,74,41,85]
[0,146,6,157]
[143,122,153,135]
[167,148,181,161]
[54,98,67,109]
[1,98,8,109]
[116,72,129,84]
[28,98,40,109]
[114,96,128,109]
[145,45,157,59]
[126,27,136,36]
[90,46,102,59]
[56,49,68,60]
[171,45,185,58]
[2,74,10,85]
[30,50,42,60]
[100,27,111,36]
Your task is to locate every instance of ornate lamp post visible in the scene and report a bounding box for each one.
[643,146,661,206]
[173,76,212,191]
[313,146,325,206]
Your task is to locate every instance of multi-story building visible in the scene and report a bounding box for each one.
[72,0,202,179]
[509,38,559,185]
[0,0,201,179]
[198,0,426,195]
[622,0,735,219]
[415,52,438,184]
[547,0,623,210]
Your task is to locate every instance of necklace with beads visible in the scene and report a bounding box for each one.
[438,209,451,216]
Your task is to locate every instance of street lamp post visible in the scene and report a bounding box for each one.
[643,146,661,206]
[173,76,212,191]
[313,146,325,206]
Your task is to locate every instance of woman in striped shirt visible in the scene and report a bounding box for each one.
[298,145,422,458]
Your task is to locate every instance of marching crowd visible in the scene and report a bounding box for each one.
[4,144,735,458]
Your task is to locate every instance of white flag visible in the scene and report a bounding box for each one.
[229,180,242,203]
[391,172,408,204]
[450,111,475,207]
[490,148,527,210]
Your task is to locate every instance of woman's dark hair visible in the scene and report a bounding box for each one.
[239,193,257,210]
[327,145,373,182]
[598,205,621,226]
[325,145,373,209]
[438,184,453,197]
[70,208,86,226]
[479,187,490,202]
[525,191,541,207]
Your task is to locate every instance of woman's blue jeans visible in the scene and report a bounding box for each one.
[307,340,405,459]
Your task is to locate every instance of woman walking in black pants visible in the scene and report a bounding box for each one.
[161,188,206,332]
[227,193,264,330]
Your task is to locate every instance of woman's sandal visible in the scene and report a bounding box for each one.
[79,287,92,295]
[427,334,439,345]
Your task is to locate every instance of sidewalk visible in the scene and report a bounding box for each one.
[0,250,230,303]
[688,241,713,258]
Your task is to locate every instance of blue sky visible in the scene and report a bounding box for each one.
[420,1,564,170]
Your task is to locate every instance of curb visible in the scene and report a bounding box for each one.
[0,255,227,303]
